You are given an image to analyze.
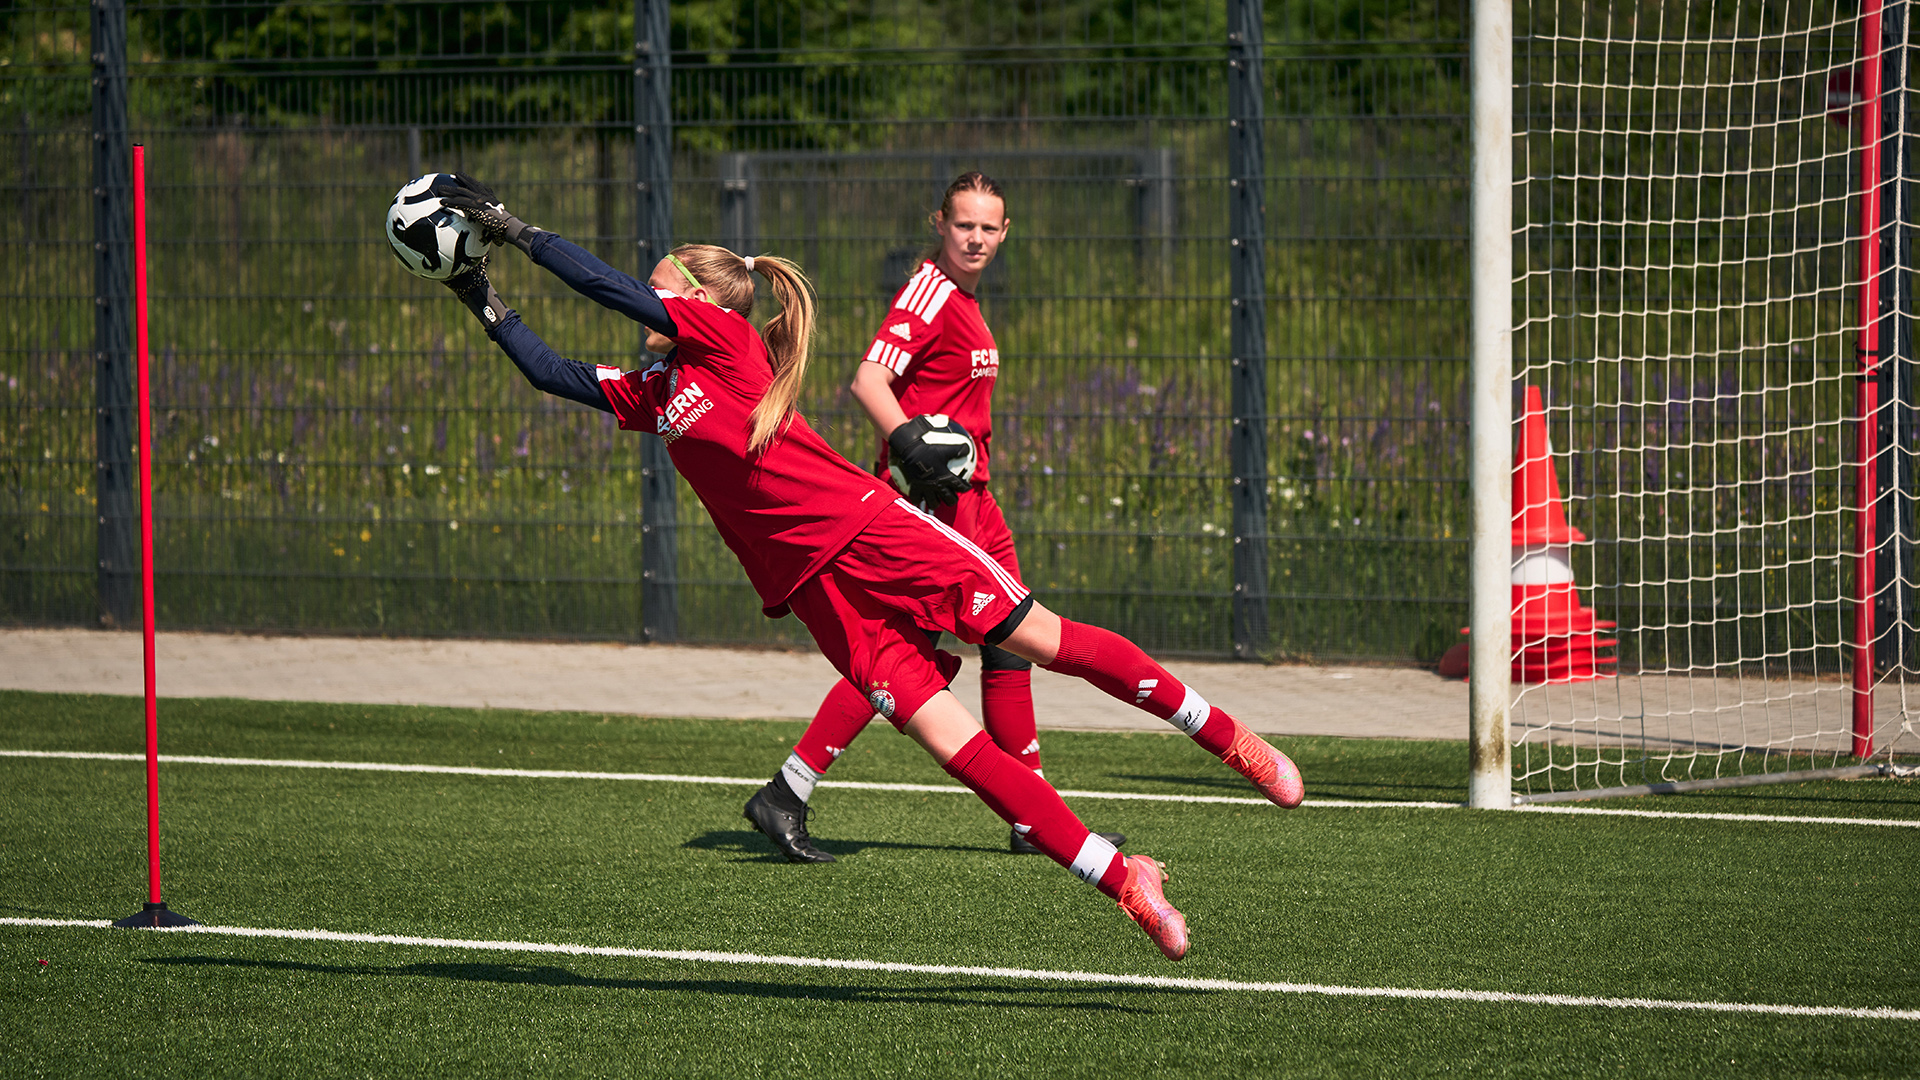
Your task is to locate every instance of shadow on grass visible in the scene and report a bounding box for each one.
[1109,773,1463,803]
[684,828,1003,862]
[138,955,1175,1010]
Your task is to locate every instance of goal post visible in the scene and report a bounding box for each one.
[1473,0,1920,803]
[1467,0,1515,810]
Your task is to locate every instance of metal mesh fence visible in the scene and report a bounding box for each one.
[2,0,1471,660]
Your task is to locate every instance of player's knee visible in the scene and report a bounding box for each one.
[978,642,1032,672]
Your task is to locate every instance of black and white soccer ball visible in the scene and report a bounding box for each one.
[888,413,977,495]
[385,174,492,281]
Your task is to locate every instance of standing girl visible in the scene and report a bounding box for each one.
[742,172,1125,862]
[431,175,1304,961]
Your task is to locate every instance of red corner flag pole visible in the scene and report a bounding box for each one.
[115,144,196,929]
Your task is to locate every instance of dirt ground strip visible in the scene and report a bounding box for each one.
[0,628,1471,741]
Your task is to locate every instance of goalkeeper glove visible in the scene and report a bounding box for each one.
[432,173,543,254]
[887,415,973,507]
[444,258,510,331]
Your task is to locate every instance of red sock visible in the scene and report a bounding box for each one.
[941,732,1126,895]
[1191,706,1236,756]
[1042,618,1232,754]
[980,669,1041,773]
[793,678,875,775]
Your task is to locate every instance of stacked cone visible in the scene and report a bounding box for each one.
[1505,385,1615,682]
[1449,386,1617,683]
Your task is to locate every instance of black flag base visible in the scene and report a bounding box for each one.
[113,901,200,928]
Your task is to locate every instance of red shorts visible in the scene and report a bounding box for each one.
[787,497,1032,728]
[927,483,1023,585]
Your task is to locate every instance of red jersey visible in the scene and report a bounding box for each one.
[596,293,894,615]
[863,260,1000,484]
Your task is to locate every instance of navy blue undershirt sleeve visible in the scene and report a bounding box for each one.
[524,232,677,338]
[489,312,614,413]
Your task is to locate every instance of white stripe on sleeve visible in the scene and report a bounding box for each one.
[864,341,912,375]
[896,267,934,313]
[917,280,957,323]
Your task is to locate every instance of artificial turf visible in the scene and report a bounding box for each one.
[1,689,1915,1078]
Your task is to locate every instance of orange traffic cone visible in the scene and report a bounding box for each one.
[1447,386,1616,683]
[1508,385,1614,682]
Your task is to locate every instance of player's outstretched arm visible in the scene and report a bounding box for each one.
[436,173,679,339]
[523,233,678,337]
[441,261,612,414]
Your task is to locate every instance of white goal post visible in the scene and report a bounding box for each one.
[1471,0,1920,804]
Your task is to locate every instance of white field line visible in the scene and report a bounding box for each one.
[0,749,1416,807]
[5,749,1915,828]
[5,917,1915,1022]
[1512,805,1920,827]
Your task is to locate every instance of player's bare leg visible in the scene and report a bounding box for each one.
[996,602,1305,809]
[901,691,1185,960]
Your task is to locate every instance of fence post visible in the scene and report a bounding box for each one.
[1226,0,1271,660]
[635,0,678,642]
[1136,146,1175,277]
[93,0,137,629]
[720,152,753,256]
[1467,0,1514,808]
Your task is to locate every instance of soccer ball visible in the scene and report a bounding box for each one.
[888,413,976,496]
[385,174,491,281]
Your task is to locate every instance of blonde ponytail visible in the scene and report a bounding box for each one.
[666,244,818,452]
[744,255,815,451]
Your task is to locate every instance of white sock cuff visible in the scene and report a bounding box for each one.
[1167,685,1210,737]
[780,753,820,803]
[1068,832,1122,885]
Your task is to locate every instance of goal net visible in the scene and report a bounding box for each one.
[1509,0,1920,799]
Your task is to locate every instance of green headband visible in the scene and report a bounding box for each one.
[666,254,701,290]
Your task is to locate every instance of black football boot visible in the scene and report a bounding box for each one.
[1009,828,1127,855]
[743,776,836,863]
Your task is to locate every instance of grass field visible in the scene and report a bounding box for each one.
[3,688,1916,1078]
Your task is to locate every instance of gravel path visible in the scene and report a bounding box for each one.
[0,628,1470,741]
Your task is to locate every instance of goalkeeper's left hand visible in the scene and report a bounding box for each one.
[431,173,542,254]
[444,256,510,331]
[887,415,972,507]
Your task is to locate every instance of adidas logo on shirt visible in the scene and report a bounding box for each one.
[889,321,912,339]
[971,591,996,616]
